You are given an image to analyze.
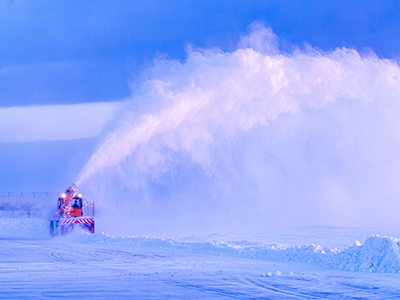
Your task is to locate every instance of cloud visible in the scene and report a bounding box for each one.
[77,25,400,236]
[0,102,124,142]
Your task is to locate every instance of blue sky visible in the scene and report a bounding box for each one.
[1,0,400,231]
[1,1,399,107]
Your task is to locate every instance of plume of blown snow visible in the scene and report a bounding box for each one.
[76,24,400,236]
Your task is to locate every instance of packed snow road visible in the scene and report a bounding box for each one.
[1,236,400,299]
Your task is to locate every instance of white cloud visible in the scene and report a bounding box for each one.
[0,101,124,142]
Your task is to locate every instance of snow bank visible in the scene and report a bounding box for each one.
[333,235,400,273]
[78,233,400,273]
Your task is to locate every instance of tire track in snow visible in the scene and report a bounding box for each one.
[84,249,150,261]
[48,251,75,263]
[169,280,255,299]
[242,277,341,299]
[240,276,390,300]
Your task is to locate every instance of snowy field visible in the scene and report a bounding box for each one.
[1,218,400,299]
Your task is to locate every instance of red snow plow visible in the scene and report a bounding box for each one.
[50,184,95,235]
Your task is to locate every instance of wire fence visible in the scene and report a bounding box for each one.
[0,192,59,218]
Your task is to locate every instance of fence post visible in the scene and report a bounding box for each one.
[2,192,55,218]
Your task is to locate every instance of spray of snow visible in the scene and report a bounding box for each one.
[76,24,400,236]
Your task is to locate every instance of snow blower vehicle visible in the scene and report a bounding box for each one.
[50,184,95,236]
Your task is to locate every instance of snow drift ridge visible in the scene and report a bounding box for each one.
[80,234,400,273]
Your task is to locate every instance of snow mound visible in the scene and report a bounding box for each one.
[78,233,400,273]
[332,235,400,273]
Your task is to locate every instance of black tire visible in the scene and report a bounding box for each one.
[50,220,59,236]
[80,222,95,234]
[61,223,73,235]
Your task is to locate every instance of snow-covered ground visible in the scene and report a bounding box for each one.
[1,218,400,299]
